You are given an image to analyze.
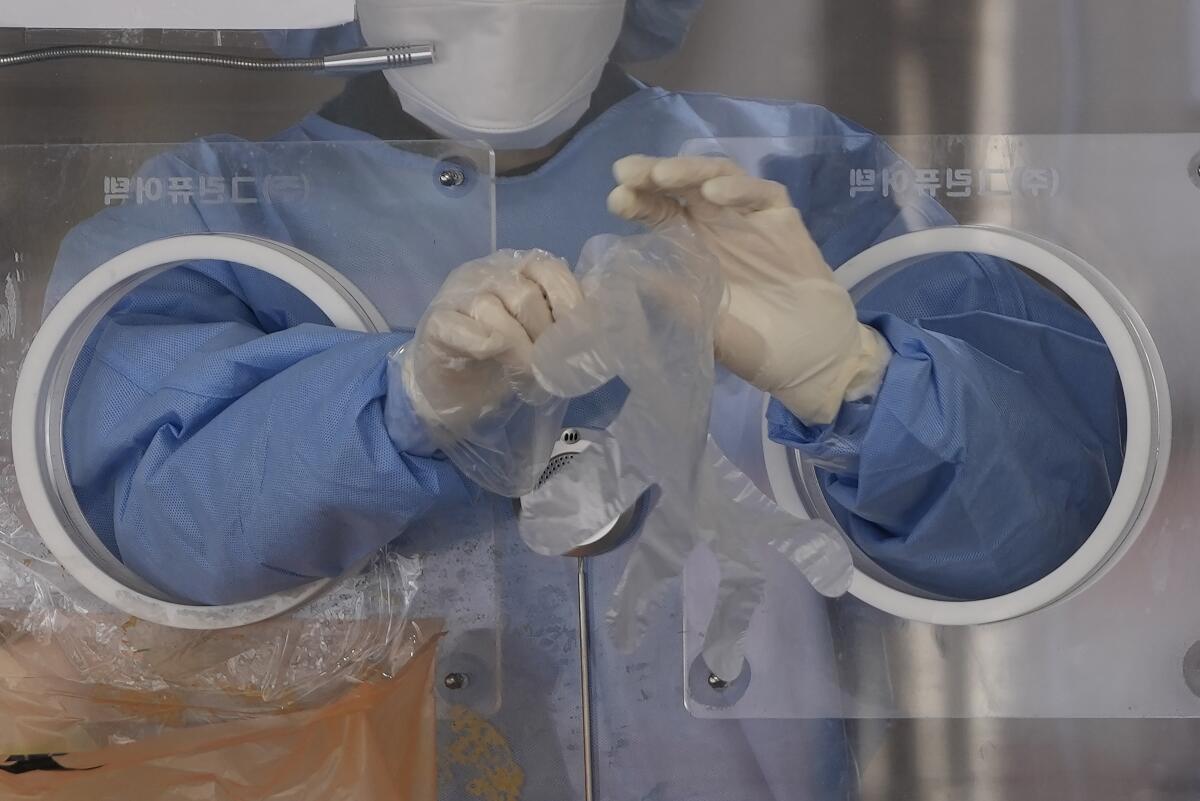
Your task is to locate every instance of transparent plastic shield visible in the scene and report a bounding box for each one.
[0,140,502,718]
[678,134,1193,718]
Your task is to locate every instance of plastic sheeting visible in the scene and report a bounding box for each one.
[0,490,425,711]
[436,226,853,680]
[401,226,852,679]
[0,624,440,801]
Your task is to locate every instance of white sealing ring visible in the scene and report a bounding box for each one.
[12,234,389,629]
[763,226,1169,625]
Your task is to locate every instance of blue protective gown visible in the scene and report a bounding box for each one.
[52,71,1122,605]
[46,65,1128,801]
[47,68,1122,799]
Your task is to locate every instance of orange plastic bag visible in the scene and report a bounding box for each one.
[0,626,440,801]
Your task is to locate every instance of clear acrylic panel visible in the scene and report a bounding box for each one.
[679,134,1198,718]
[0,139,501,716]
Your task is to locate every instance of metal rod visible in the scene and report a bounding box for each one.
[577,556,595,801]
[0,44,434,72]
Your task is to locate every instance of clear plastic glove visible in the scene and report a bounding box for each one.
[399,249,581,494]
[524,228,852,681]
[608,155,891,424]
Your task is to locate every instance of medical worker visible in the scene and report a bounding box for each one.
[45,1,1123,796]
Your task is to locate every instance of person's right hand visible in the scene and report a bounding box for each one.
[608,155,890,424]
[402,250,582,438]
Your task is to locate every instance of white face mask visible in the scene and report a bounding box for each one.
[357,0,626,150]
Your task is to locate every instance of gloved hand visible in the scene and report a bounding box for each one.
[403,249,582,437]
[608,155,891,424]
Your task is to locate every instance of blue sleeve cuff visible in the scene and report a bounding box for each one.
[383,345,441,457]
[767,395,875,473]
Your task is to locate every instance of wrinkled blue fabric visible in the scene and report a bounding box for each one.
[261,0,703,63]
[52,78,1120,606]
[760,155,1124,599]
[769,310,1123,600]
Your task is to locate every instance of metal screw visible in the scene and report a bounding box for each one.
[443,672,468,690]
[1188,153,1200,188]
[707,673,728,690]
[1183,642,1200,698]
[438,168,466,188]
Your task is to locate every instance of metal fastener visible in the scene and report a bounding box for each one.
[707,673,728,690]
[1183,642,1200,698]
[439,168,466,188]
[443,672,468,690]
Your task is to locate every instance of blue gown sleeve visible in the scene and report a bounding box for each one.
[758,141,1125,600]
[54,148,471,606]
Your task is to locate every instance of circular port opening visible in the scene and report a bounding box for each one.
[12,234,389,629]
[763,226,1168,625]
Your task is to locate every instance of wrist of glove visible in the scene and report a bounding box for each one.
[608,154,892,425]
[757,315,891,425]
[715,277,890,424]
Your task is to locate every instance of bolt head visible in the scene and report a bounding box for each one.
[439,169,465,187]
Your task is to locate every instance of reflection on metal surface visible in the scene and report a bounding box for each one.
[854,718,1200,801]
[7,1,1200,146]
[6,4,1200,798]
[578,558,595,801]
[644,0,1200,135]
[0,43,434,71]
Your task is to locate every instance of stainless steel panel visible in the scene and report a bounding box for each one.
[3,3,1200,798]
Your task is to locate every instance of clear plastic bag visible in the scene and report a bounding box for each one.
[0,629,440,801]
[0,454,428,747]
[522,226,853,680]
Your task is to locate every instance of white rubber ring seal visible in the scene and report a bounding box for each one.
[13,234,389,629]
[763,226,1168,625]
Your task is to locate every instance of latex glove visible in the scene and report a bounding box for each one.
[403,249,582,438]
[608,155,891,424]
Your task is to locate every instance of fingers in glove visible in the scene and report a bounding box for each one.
[648,156,744,192]
[613,156,740,223]
[493,273,554,341]
[517,252,583,320]
[703,541,765,682]
[700,174,792,212]
[648,157,743,223]
[466,292,534,370]
[612,154,660,190]
[607,185,684,226]
[424,308,508,360]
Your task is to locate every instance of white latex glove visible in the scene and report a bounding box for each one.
[403,250,583,437]
[608,155,891,424]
